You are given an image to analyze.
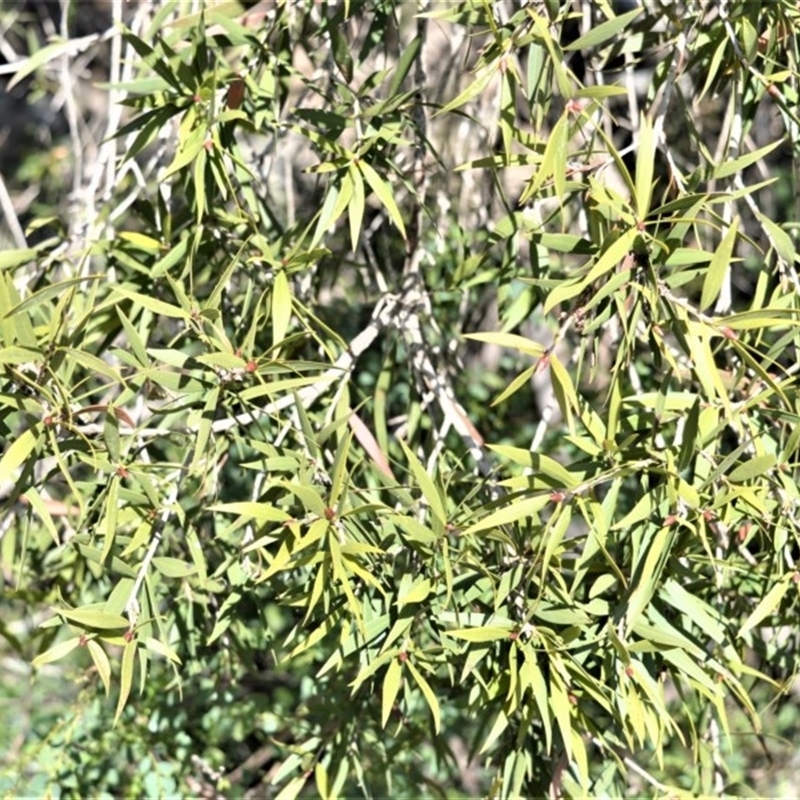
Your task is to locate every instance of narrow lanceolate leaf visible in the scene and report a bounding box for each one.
[54,607,129,630]
[102,477,119,564]
[445,625,514,642]
[381,656,403,728]
[31,637,82,668]
[0,247,38,270]
[23,487,60,546]
[479,708,509,755]
[347,162,365,252]
[728,454,776,483]
[399,439,447,526]
[625,526,675,633]
[462,331,546,357]
[113,287,190,320]
[700,219,738,311]
[272,270,292,349]
[87,640,112,695]
[519,113,568,205]
[739,576,792,637]
[434,66,494,117]
[114,638,137,726]
[357,160,406,239]
[274,774,308,800]
[461,495,550,536]
[756,212,796,265]
[713,139,783,179]
[388,35,421,96]
[563,6,642,50]
[0,427,39,485]
[209,501,291,522]
[406,658,441,733]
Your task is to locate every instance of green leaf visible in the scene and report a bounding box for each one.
[114,639,137,726]
[713,139,783,179]
[397,578,431,609]
[728,454,776,482]
[143,636,182,664]
[4,275,106,319]
[87,640,112,695]
[445,625,513,643]
[208,502,291,522]
[275,775,308,800]
[488,445,581,489]
[0,428,40,485]
[23,487,60,546]
[113,287,190,320]
[563,7,642,51]
[700,219,738,311]
[31,637,82,668]
[358,159,407,238]
[739,577,792,637]
[7,37,83,90]
[479,708,509,755]
[54,607,129,630]
[461,495,549,536]
[347,162,365,252]
[659,580,726,644]
[434,66,495,117]
[406,658,441,734]
[398,439,447,526]
[0,248,38,270]
[519,113,568,205]
[388,35,422,96]
[756,212,796,265]
[381,656,403,728]
[462,331,545,356]
[272,270,292,349]
[625,526,675,633]
[118,231,162,252]
[152,557,197,578]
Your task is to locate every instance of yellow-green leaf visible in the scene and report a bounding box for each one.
[114,638,137,726]
[54,606,129,630]
[348,162,365,251]
[563,7,642,51]
[381,656,403,728]
[397,578,431,609]
[272,270,292,349]
[113,287,190,320]
[700,219,738,311]
[152,557,197,578]
[31,637,82,668]
[728,454,776,483]
[0,427,39,485]
[445,625,513,643]
[714,139,783,179]
[87,640,112,695]
[739,577,791,637]
[461,495,549,536]
[399,439,447,526]
[406,658,441,734]
[358,159,406,239]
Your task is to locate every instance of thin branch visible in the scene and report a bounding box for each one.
[125,454,191,628]
[0,171,28,248]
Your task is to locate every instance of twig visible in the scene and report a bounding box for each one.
[68,298,393,442]
[125,454,191,627]
[0,171,27,248]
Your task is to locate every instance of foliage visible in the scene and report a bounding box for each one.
[2,0,800,797]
